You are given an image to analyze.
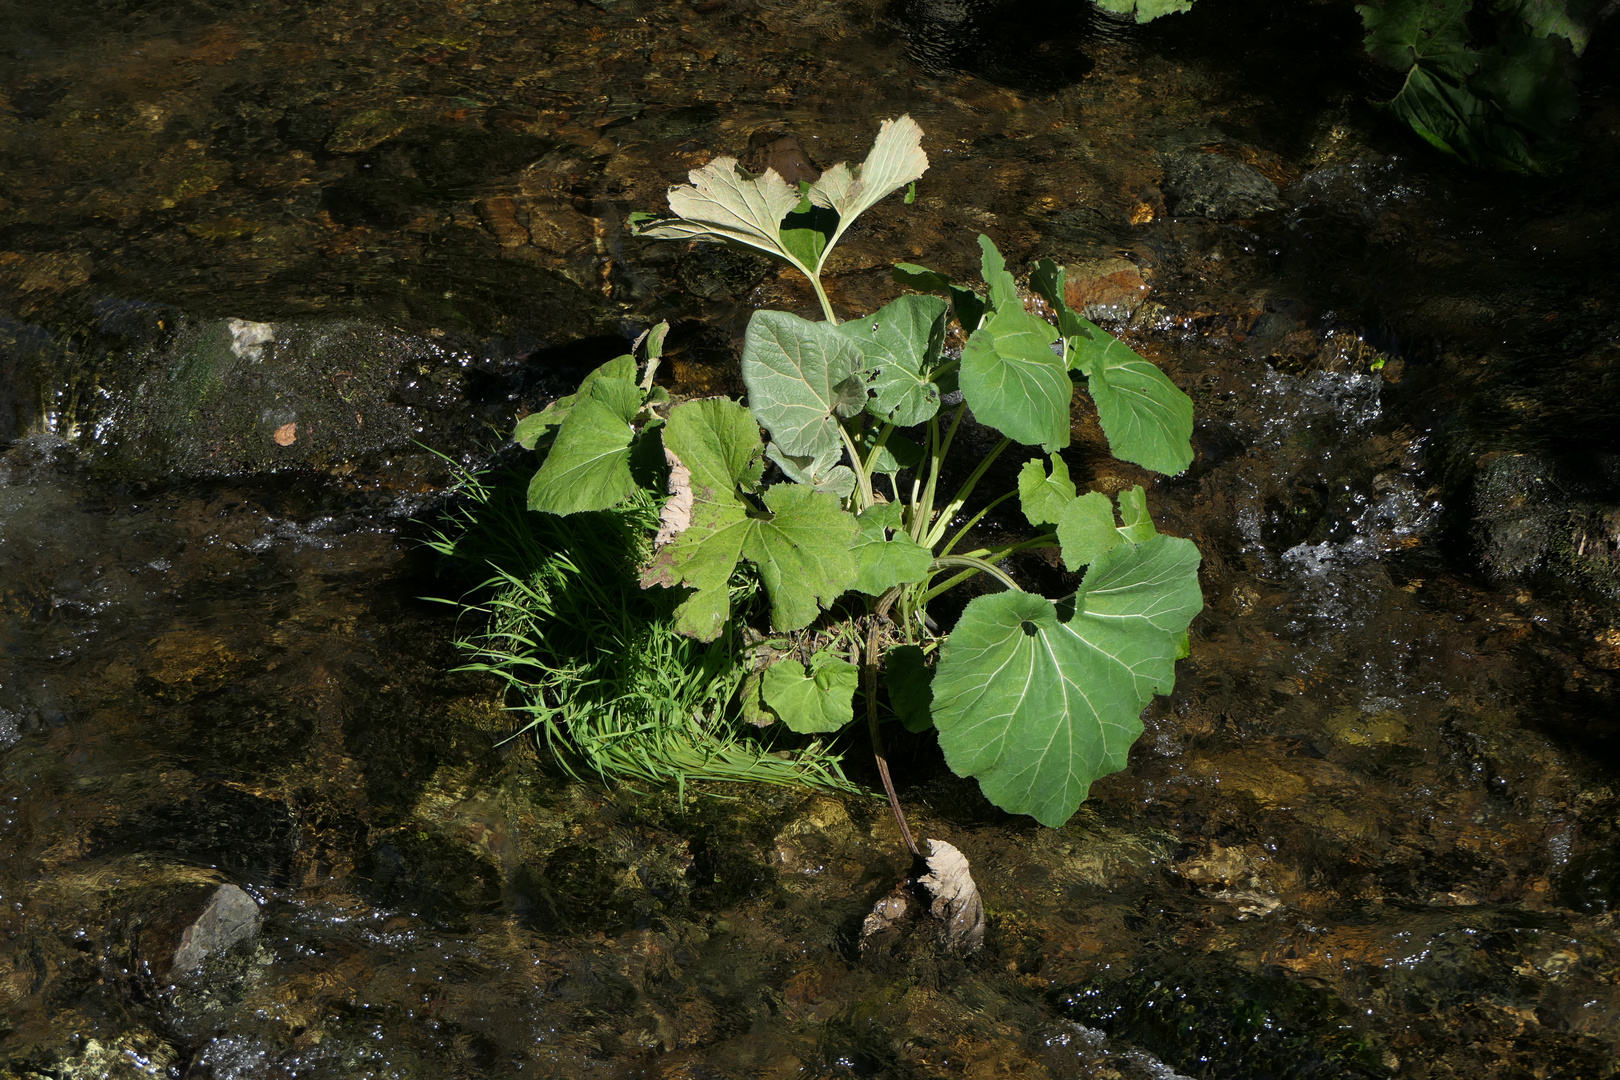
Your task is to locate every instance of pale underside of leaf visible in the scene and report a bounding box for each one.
[767,441,857,499]
[638,156,806,272]
[806,116,929,266]
[743,310,869,460]
[838,293,948,426]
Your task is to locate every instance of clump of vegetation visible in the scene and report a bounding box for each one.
[493,116,1203,839]
[428,464,861,798]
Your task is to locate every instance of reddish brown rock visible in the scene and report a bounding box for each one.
[1062,256,1150,322]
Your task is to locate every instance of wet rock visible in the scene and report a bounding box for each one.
[1162,150,1282,220]
[155,884,263,977]
[94,316,496,479]
[1062,256,1151,322]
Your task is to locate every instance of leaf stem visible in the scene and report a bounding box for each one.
[920,536,1051,603]
[914,404,966,543]
[938,489,1017,558]
[866,589,919,858]
[837,423,875,509]
[930,554,1021,593]
[810,275,838,325]
[925,436,1010,548]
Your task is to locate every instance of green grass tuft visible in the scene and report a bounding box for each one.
[426,462,860,799]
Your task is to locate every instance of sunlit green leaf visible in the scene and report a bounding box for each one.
[1092,0,1195,22]
[1071,326,1193,475]
[931,534,1204,827]
[1056,492,1121,571]
[853,502,933,595]
[743,310,869,460]
[763,650,860,733]
[978,234,1020,313]
[1115,485,1158,543]
[960,306,1071,452]
[526,374,643,515]
[742,485,861,631]
[1018,455,1078,528]
[513,354,636,449]
[665,397,765,499]
[838,294,949,426]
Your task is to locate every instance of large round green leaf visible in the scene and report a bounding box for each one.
[931,534,1203,827]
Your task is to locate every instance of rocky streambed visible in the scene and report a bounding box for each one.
[3,0,1620,1076]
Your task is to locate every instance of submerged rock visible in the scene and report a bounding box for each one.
[166,884,262,975]
[1162,150,1282,220]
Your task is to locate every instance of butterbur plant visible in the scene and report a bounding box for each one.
[517,116,1203,848]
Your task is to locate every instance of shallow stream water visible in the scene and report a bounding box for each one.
[3,0,1620,1076]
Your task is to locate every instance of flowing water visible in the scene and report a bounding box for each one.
[3,0,1620,1076]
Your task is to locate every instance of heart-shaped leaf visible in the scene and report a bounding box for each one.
[762,649,860,733]
[838,294,949,426]
[960,306,1071,452]
[931,533,1203,827]
[743,310,870,460]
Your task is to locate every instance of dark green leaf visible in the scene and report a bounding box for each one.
[886,645,935,732]
[1028,259,1089,341]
